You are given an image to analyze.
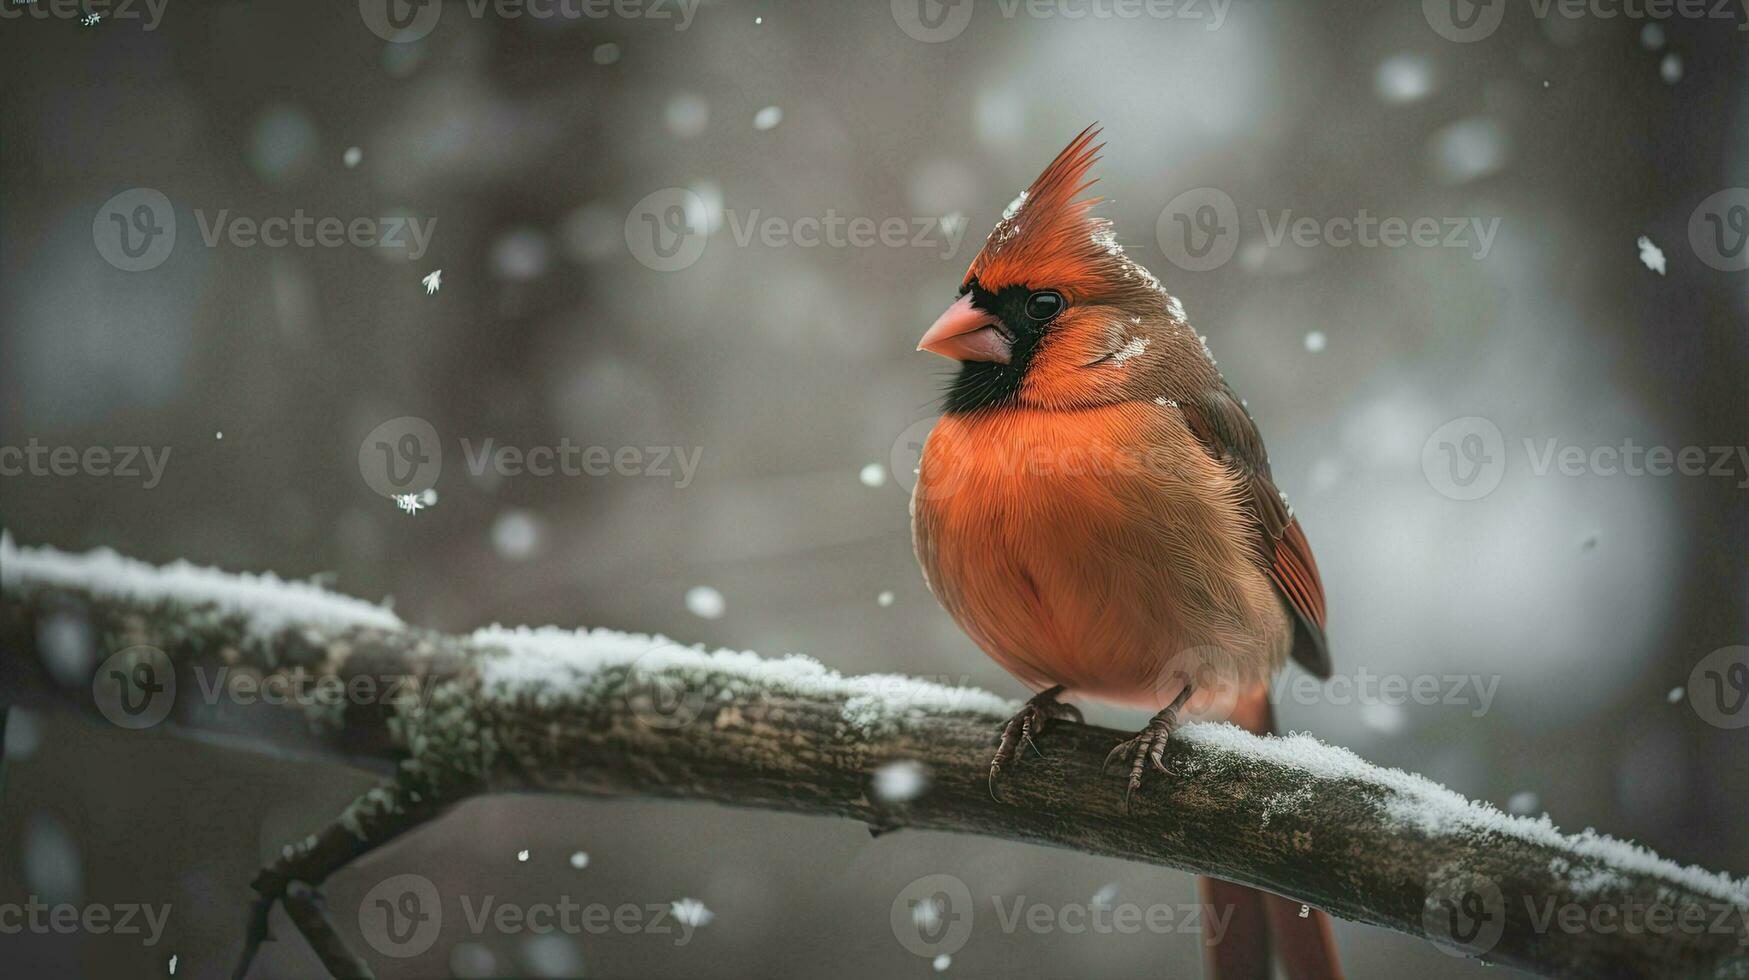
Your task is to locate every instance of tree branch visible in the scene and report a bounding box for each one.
[2,535,1746,979]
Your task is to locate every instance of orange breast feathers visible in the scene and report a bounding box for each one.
[911,401,1293,713]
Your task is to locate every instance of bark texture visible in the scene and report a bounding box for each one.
[3,556,1747,979]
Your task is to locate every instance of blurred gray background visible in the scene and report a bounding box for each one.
[2,0,1747,976]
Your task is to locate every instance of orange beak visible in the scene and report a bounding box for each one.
[917,294,1011,364]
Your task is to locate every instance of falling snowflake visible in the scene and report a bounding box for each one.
[393,493,425,515]
[81,11,101,25]
[753,106,783,131]
[422,269,443,294]
[685,585,725,619]
[517,849,529,862]
[859,462,887,488]
[1299,904,1310,918]
[569,850,589,869]
[671,897,714,928]
[168,954,178,975]
[933,953,952,972]
[1636,236,1666,276]
[872,760,928,802]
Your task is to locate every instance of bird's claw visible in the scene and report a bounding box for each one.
[988,687,1078,802]
[1103,709,1179,810]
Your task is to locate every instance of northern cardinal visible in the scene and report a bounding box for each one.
[911,127,1342,979]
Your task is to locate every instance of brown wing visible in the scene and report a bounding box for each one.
[1179,383,1332,678]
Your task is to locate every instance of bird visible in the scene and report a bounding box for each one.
[910,126,1342,979]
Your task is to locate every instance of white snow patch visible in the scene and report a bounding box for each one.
[1002,190,1028,221]
[0,532,401,638]
[472,624,1015,734]
[1109,335,1150,365]
[1176,723,1749,904]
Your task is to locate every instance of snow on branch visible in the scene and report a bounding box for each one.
[3,532,1747,979]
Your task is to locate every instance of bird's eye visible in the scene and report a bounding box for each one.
[1024,290,1064,321]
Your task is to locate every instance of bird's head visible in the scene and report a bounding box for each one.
[919,126,1202,414]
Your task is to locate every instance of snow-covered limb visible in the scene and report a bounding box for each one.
[3,534,1747,979]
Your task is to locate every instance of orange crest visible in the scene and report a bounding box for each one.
[964,125,1119,297]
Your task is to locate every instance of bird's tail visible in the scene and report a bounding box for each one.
[1198,684,1344,980]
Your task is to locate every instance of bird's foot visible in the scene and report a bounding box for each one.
[1103,693,1190,810]
[988,685,1081,802]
